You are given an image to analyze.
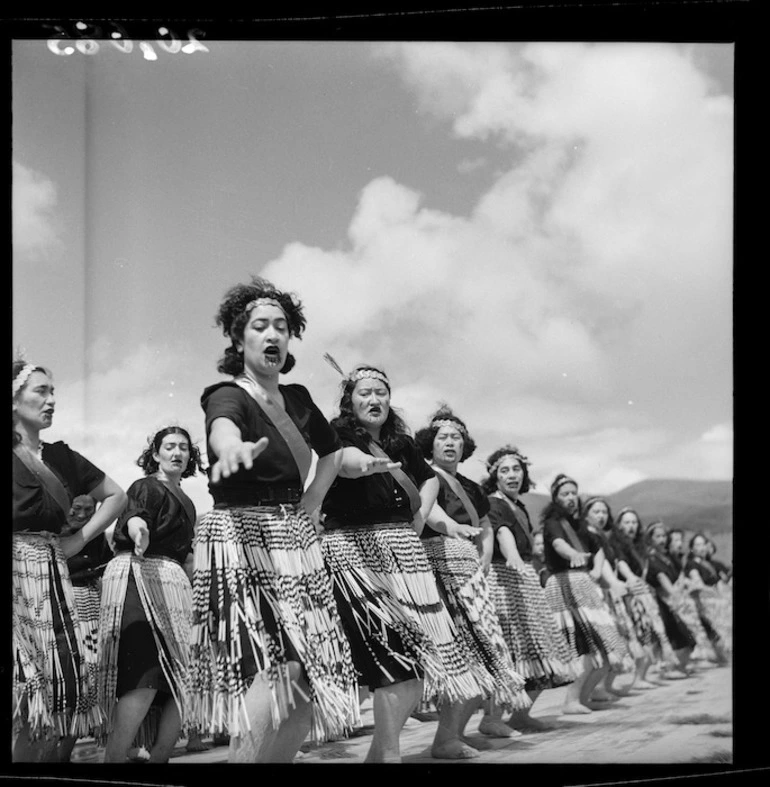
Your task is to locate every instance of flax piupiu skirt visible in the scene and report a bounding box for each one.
[12,531,103,741]
[321,521,494,707]
[97,552,193,747]
[486,560,577,691]
[189,504,360,742]
[420,535,530,712]
[544,570,634,672]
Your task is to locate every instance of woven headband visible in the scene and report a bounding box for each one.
[12,363,37,397]
[431,418,466,436]
[487,449,529,475]
[551,475,578,498]
[244,297,287,318]
[323,353,390,387]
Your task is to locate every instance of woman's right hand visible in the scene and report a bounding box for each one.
[505,554,526,572]
[445,520,482,541]
[570,551,592,568]
[358,456,402,476]
[128,519,150,557]
[210,437,269,484]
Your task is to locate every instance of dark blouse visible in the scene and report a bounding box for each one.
[609,531,648,578]
[13,441,105,535]
[709,558,732,581]
[646,550,681,591]
[422,470,490,539]
[684,556,721,587]
[112,476,196,565]
[68,535,112,585]
[201,381,342,504]
[487,494,535,562]
[542,510,602,574]
[322,427,435,528]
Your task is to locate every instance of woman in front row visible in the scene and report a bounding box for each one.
[189,278,360,763]
[321,364,494,761]
[415,407,530,748]
[98,426,204,763]
[483,447,576,732]
[541,475,632,715]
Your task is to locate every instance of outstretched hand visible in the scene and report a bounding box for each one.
[358,456,402,476]
[211,437,269,484]
[570,551,592,568]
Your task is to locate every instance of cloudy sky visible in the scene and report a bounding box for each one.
[12,34,733,514]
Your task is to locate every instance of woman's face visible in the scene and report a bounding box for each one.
[533,532,544,557]
[352,377,390,432]
[153,432,191,480]
[496,456,524,498]
[617,512,639,539]
[432,424,464,468]
[586,501,609,529]
[691,535,708,559]
[650,525,668,550]
[13,371,55,433]
[65,496,96,534]
[237,303,289,376]
[556,482,579,514]
[668,531,684,555]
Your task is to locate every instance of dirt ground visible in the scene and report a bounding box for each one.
[71,657,732,767]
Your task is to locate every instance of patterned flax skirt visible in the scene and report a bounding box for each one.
[486,561,576,691]
[603,587,646,661]
[421,536,530,712]
[669,580,714,659]
[97,553,193,746]
[12,531,103,741]
[692,587,730,652]
[703,582,732,652]
[544,570,634,672]
[189,504,360,743]
[321,522,492,707]
[623,580,675,662]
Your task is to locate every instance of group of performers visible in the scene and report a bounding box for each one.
[12,276,733,764]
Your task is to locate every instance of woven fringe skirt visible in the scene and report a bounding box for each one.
[486,561,577,691]
[12,531,103,741]
[623,580,675,662]
[544,571,635,672]
[97,553,193,745]
[704,583,732,652]
[603,588,646,662]
[416,536,530,712]
[691,587,730,651]
[321,522,491,708]
[189,504,360,743]
[669,580,714,659]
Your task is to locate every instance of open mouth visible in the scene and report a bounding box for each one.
[264,346,281,364]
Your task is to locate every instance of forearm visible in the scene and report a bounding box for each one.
[337,446,373,478]
[302,450,342,512]
[478,516,494,562]
[208,417,244,455]
[497,528,522,563]
[76,482,127,547]
[418,477,439,522]
[425,501,454,535]
[553,537,578,561]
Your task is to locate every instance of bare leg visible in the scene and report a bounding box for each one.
[103,688,158,763]
[147,697,182,763]
[634,655,661,688]
[431,699,480,760]
[366,678,423,763]
[581,663,612,709]
[12,722,60,763]
[478,697,517,739]
[229,662,312,764]
[55,735,78,762]
[507,689,552,731]
[562,656,593,714]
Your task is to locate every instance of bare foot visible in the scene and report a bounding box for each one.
[634,680,661,690]
[431,739,480,760]
[507,715,554,732]
[590,690,617,702]
[561,702,593,715]
[478,718,517,738]
[186,736,211,753]
[582,700,616,710]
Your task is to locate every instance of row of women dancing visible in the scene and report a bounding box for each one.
[11,275,732,764]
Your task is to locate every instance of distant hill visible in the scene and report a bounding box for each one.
[520,478,733,536]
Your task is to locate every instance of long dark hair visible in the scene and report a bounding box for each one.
[415,404,477,463]
[330,365,411,455]
[136,426,205,479]
[214,276,306,376]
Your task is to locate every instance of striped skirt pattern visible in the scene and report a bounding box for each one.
[669,579,714,659]
[97,553,193,744]
[189,505,360,743]
[603,588,646,661]
[12,532,103,741]
[545,571,635,673]
[623,580,675,662]
[486,561,577,691]
[321,523,493,707]
[420,536,530,712]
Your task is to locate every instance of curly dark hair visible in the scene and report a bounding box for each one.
[214,276,306,376]
[581,496,614,532]
[614,507,644,546]
[481,445,534,495]
[12,358,53,446]
[666,527,685,554]
[540,498,582,527]
[414,404,477,463]
[329,365,412,455]
[644,519,667,548]
[136,426,205,479]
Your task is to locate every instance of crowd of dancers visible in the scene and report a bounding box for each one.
[12,276,733,764]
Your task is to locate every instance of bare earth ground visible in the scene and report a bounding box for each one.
[71,658,732,766]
